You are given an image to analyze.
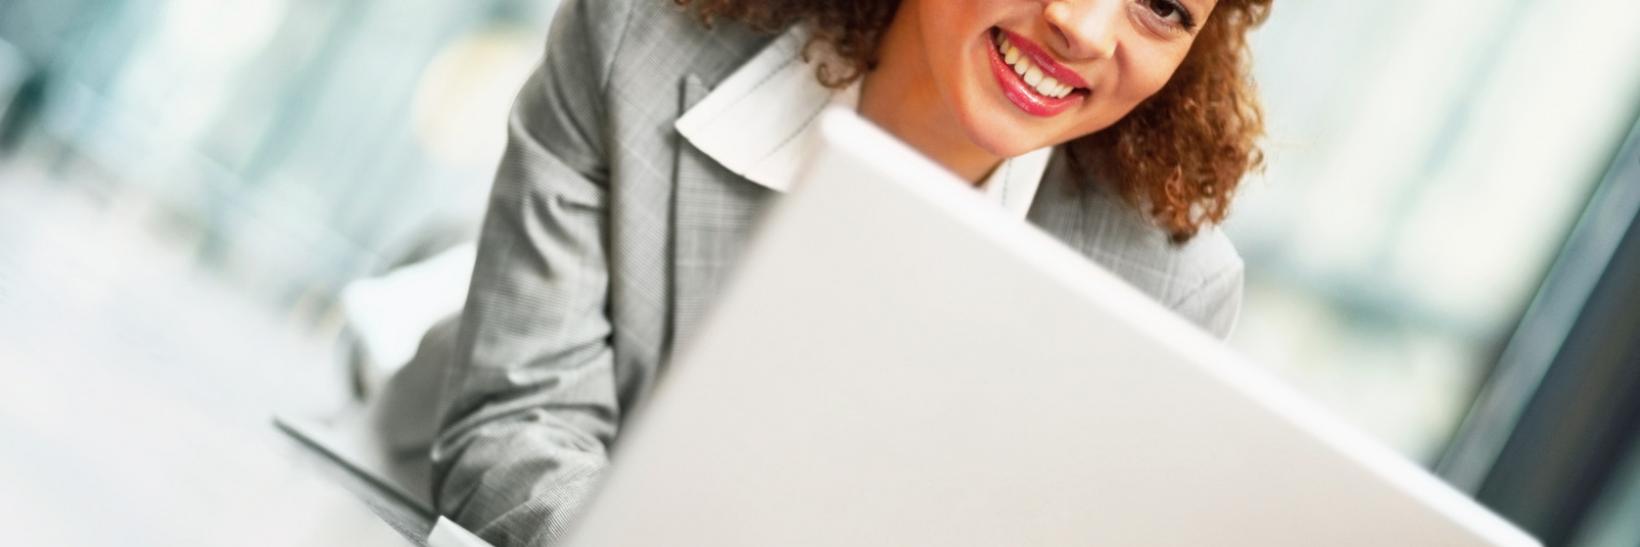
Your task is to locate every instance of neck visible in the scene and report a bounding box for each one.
[858,4,1001,185]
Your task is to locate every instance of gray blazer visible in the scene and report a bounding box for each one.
[430,0,1245,545]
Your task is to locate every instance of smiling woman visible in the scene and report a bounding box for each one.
[681,0,1272,242]
[429,1,1276,545]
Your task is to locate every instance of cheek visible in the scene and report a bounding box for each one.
[1118,49,1188,105]
[915,0,1030,147]
[1066,47,1191,138]
[917,0,1007,74]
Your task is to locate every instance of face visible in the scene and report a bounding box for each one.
[906,0,1217,157]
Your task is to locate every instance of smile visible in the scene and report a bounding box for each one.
[986,28,1089,117]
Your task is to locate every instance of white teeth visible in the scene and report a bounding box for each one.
[995,33,1076,99]
[1036,74,1063,97]
[1036,73,1062,98]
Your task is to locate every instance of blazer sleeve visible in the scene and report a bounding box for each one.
[430,0,636,545]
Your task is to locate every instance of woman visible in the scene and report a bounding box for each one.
[431,0,1272,544]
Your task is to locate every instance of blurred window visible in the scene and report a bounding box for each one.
[0,0,557,298]
[1229,0,1640,461]
[1573,435,1640,547]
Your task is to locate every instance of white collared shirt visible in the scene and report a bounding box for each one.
[675,27,1053,218]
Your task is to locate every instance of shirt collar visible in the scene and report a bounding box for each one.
[675,26,1052,217]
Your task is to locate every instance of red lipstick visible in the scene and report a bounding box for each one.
[985,28,1087,118]
[998,28,1091,89]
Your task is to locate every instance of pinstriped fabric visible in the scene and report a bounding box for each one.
[430,0,1245,545]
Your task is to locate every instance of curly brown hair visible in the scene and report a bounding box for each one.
[676,0,1271,243]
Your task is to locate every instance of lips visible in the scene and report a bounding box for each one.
[985,28,1088,118]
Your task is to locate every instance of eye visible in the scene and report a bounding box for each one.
[1141,0,1197,30]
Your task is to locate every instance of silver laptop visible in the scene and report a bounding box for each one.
[562,109,1540,546]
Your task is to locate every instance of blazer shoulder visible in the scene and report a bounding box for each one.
[604,0,778,90]
[545,0,716,81]
[1094,191,1244,302]
[537,0,645,90]
[1028,151,1244,311]
[538,0,774,156]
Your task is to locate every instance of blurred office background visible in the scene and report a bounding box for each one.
[1,0,1637,545]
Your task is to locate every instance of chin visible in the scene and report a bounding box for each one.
[943,39,1056,159]
[954,103,1044,159]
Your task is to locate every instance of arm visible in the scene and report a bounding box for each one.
[430,1,636,545]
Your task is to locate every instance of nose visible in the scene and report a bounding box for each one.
[1043,0,1120,61]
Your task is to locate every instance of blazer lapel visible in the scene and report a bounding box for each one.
[667,25,837,353]
[669,75,778,352]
